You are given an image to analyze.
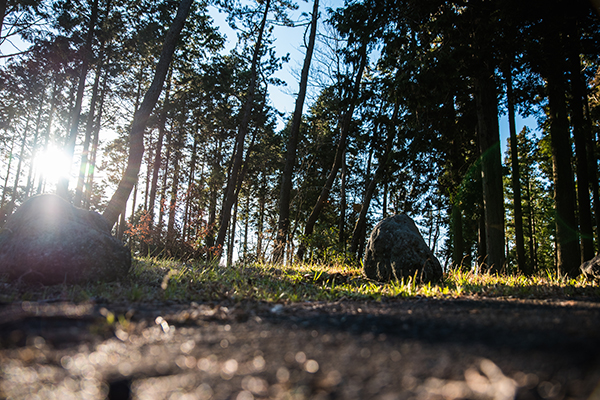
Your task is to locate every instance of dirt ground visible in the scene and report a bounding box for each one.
[1,296,600,400]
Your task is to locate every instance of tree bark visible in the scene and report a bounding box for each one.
[382,179,388,219]
[1,118,16,207]
[167,132,183,248]
[584,96,600,251]
[26,96,45,197]
[540,19,580,277]
[1,140,13,204]
[74,55,104,207]
[547,71,580,276]
[144,145,153,212]
[74,0,111,206]
[296,40,368,261]
[158,129,172,236]
[257,177,266,262]
[56,0,99,199]
[227,199,239,267]
[215,0,271,256]
[206,137,223,251]
[567,24,595,262]
[103,0,193,227]
[338,149,346,250]
[505,67,530,274]
[477,199,487,269]
[11,116,30,204]
[183,126,199,243]
[117,201,126,240]
[148,68,171,221]
[443,96,465,269]
[272,0,319,263]
[350,103,398,256]
[475,71,505,273]
[37,77,59,194]
[451,202,464,268]
[84,68,109,209]
[243,192,250,262]
[525,176,538,271]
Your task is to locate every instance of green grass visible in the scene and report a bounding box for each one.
[1,256,599,304]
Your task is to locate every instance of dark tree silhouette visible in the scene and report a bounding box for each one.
[103,0,193,227]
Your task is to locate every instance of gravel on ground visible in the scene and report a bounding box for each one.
[1,296,600,399]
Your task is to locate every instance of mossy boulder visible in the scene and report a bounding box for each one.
[0,194,131,284]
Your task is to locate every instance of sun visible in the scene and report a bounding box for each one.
[33,145,72,187]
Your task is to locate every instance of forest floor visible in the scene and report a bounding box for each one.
[1,295,600,400]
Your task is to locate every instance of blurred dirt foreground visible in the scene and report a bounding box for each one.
[1,297,600,399]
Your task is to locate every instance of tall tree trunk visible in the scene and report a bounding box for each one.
[26,92,46,197]
[167,133,182,249]
[297,40,368,260]
[84,68,109,209]
[272,0,319,263]
[382,179,388,219]
[525,176,537,271]
[183,127,199,242]
[37,77,59,195]
[206,137,222,251]
[158,130,172,236]
[148,67,171,222]
[243,192,250,262]
[229,118,261,209]
[131,182,138,221]
[74,55,104,206]
[567,25,594,262]
[475,71,505,272]
[350,103,398,255]
[144,145,153,212]
[547,71,580,276]
[443,95,465,269]
[11,117,31,204]
[103,0,193,227]
[431,208,442,255]
[56,0,99,199]
[451,204,464,268]
[338,149,347,250]
[257,177,266,262]
[215,0,271,256]
[75,1,111,206]
[477,192,487,268]
[117,66,144,228]
[505,67,529,274]
[541,19,580,277]
[1,133,16,207]
[584,97,600,251]
[117,202,126,240]
[227,199,239,267]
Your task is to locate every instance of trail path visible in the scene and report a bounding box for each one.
[1,297,600,399]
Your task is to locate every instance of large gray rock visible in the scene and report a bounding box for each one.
[581,254,600,281]
[363,214,443,283]
[0,194,131,285]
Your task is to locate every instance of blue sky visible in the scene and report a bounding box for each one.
[208,0,344,131]
[207,1,540,154]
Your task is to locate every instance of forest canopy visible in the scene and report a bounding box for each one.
[0,0,599,276]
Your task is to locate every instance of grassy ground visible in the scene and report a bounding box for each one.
[2,256,599,304]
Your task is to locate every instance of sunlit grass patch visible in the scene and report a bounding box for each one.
[442,266,600,298]
[1,256,598,304]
